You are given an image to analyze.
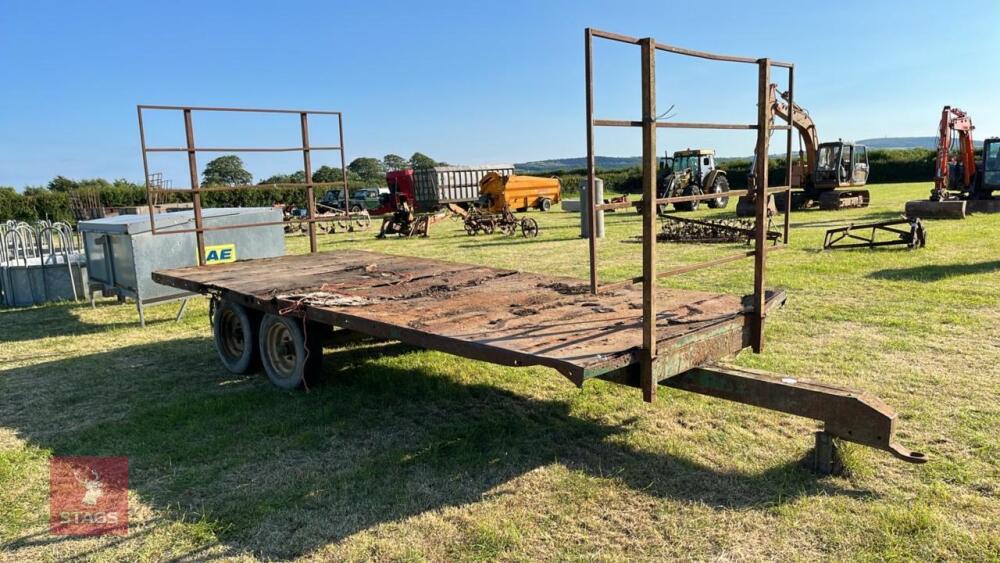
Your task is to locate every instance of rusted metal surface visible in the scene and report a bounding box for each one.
[658,215,781,245]
[823,217,927,250]
[751,59,772,353]
[661,365,927,466]
[136,105,350,264]
[584,29,794,366]
[152,250,780,385]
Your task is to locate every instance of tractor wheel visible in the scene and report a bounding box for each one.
[539,198,552,212]
[674,185,702,212]
[706,175,731,209]
[213,300,259,374]
[258,314,324,390]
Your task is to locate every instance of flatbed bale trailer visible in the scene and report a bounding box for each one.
[139,30,926,474]
[153,248,924,473]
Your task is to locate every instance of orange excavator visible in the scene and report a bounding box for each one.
[905,106,1000,219]
[737,84,871,216]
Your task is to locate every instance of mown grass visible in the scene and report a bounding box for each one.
[1,182,998,561]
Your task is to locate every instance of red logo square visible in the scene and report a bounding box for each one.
[49,456,128,536]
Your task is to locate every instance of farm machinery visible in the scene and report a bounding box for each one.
[737,84,870,216]
[283,201,371,235]
[655,149,731,212]
[905,106,1000,219]
[463,206,539,237]
[478,172,562,212]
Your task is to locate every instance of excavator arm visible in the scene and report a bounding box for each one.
[769,84,819,188]
[933,106,976,199]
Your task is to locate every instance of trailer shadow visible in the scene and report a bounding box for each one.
[0,337,872,559]
[0,300,160,343]
[867,260,1000,281]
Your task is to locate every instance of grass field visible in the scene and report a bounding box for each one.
[1,182,998,561]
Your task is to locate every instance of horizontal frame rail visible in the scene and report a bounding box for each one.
[589,28,793,68]
[144,146,342,153]
[137,105,342,115]
[601,244,787,290]
[146,180,349,194]
[594,186,791,211]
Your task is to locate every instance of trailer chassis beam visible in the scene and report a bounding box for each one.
[600,363,927,473]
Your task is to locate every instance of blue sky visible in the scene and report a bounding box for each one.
[1,0,998,188]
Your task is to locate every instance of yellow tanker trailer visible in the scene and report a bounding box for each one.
[478,172,561,213]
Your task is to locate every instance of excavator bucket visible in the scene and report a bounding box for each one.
[905,199,967,220]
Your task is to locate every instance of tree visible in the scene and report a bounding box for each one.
[22,186,49,196]
[47,176,78,192]
[347,157,385,182]
[77,178,111,190]
[383,154,409,171]
[260,173,294,185]
[409,152,438,170]
[202,155,252,186]
[312,165,344,184]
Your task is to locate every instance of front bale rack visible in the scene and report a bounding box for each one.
[148,29,927,474]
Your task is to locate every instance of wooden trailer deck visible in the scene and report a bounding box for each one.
[152,249,784,385]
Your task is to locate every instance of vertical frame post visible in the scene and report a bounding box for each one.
[183,109,206,265]
[137,107,156,221]
[300,113,318,253]
[752,59,772,352]
[584,28,598,294]
[783,66,794,242]
[338,113,350,221]
[640,37,658,402]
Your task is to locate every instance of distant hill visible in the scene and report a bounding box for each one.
[515,156,640,173]
[858,136,983,150]
[515,138,976,173]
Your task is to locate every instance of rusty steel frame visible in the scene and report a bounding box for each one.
[584,28,795,400]
[823,217,927,250]
[136,105,349,264]
[580,29,927,469]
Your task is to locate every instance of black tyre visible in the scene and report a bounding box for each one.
[539,198,552,212]
[258,314,324,390]
[674,184,702,212]
[706,175,730,209]
[213,300,259,374]
[350,204,363,213]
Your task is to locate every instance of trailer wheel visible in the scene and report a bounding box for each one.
[539,198,552,212]
[213,300,259,374]
[258,313,323,390]
[520,217,539,238]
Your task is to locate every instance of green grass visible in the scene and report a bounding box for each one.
[1,182,999,561]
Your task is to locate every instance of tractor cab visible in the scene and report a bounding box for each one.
[980,137,1000,195]
[664,148,716,184]
[814,141,869,188]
